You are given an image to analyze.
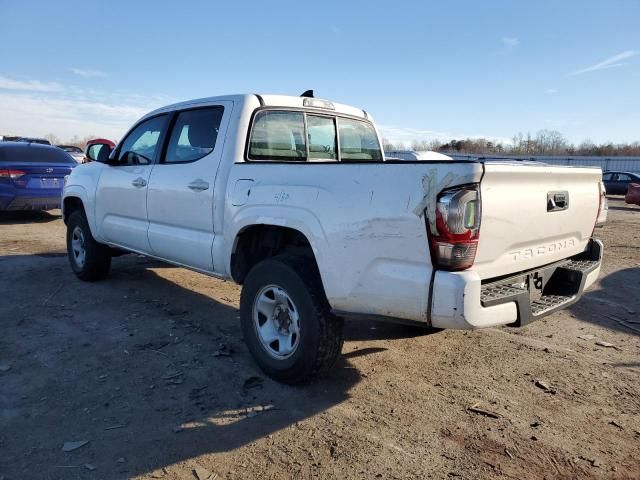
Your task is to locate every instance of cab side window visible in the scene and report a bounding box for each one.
[115,115,167,166]
[164,107,224,163]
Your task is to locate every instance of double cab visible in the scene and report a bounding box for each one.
[62,93,607,383]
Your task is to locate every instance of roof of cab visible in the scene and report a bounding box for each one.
[145,93,368,120]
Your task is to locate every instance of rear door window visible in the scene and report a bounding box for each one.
[249,111,306,161]
[164,107,224,163]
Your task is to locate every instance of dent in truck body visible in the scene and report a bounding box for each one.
[412,168,458,231]
[223,160,483,323]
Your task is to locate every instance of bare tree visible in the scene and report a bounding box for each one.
[44,133,60,145]
[66,135,97,149]
[382,137,396,151]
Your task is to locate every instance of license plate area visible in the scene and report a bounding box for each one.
[528,270,546,302]
[39,177,61,188]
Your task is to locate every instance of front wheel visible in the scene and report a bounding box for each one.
[240,255,344,385]
[66,210,111,281]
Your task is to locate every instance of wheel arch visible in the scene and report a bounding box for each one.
[62,186,99,238]
[230,223,321,284]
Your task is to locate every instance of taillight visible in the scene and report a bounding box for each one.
[427,185,481,271]
[594,181,608,228]
[0,169,26,180]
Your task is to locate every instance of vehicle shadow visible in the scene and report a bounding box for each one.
[0,253,364,479]
[0,209,61,224]
[569,267,640,336]
[344,318,441,341]
[607,204,639,211]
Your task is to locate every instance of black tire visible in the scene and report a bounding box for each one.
[240,255,344,385]
[66,209,111,281]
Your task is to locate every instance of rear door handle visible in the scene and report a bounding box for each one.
[132,177,147,188]
[188,179,209,192]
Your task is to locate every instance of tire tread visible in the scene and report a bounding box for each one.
[240,254,343,384]
[67,210,111,281]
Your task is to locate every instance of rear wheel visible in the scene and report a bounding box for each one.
[240,255,344,384]
[66,210,111,281]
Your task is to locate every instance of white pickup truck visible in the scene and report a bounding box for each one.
[62,93,607,384]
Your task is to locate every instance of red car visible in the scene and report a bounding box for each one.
[625,182,640,206]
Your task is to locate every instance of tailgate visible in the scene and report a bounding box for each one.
[474,162,601,279]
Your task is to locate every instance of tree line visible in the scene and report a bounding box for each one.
[382,129,640,157]
[44,133,101,148]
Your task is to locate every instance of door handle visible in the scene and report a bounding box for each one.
[132,177,147,188]
[188,179,209,192]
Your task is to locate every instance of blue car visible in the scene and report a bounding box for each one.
[0,142,76,211]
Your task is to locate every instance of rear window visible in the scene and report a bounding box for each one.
[247,110,382,162]
[308,115,337,160]
[249,111,306,161]
[0,145,75,164]
[338,117,383,162]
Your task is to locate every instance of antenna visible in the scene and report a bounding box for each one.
[300,90,314,98]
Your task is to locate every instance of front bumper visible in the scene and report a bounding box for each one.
[430,239,603,329]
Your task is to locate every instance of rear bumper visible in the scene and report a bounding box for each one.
[430,238,603,329]
[0,194,62,211]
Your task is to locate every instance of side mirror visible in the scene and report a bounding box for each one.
[86,143,113,163]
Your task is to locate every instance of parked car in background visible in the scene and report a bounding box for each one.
[625,183,640,205]
[602,171,640,195]
[14,137,51,145]
[57,145,86,163]
[384,150,453,161]
[85,138,116,162]
[0,142,76,211]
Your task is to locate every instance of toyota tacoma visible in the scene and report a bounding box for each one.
[62,93,607,383]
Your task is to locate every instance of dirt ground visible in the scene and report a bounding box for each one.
[1,197,639,480]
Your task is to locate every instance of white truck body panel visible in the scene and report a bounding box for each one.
[146,100,234,271]
[62,93,604,331]
[224,162,482,321]
[95,163,154,253]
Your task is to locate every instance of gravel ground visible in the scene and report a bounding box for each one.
[1,197,639,480]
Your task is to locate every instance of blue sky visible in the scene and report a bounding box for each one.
[1,0,638,145]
